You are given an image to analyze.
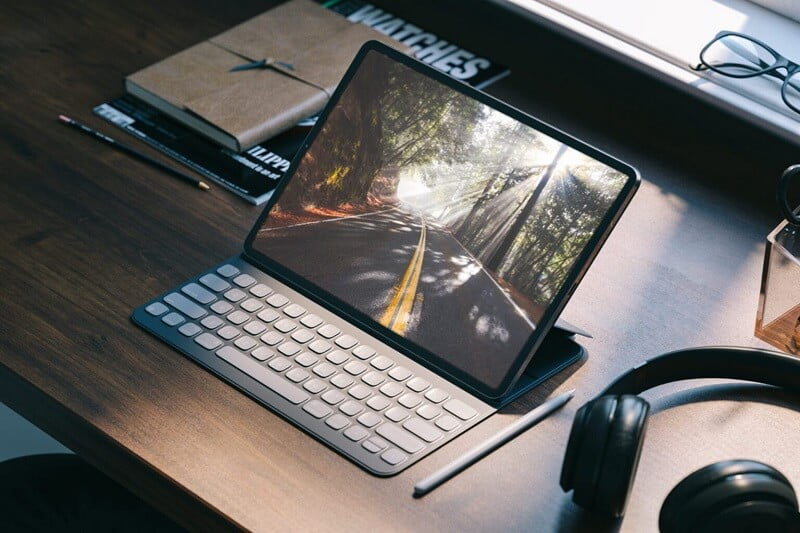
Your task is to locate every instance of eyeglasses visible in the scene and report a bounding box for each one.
[692,31,800,115]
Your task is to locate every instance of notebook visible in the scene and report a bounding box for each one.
[132,41,639,475]
[125,0,408,152]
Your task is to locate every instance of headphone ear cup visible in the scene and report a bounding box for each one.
[560,395,649,517]
[660,460,800,533]
[593,394,649,517]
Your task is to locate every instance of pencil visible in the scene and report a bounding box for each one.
[58,114,210,191]
[413,389,575,497]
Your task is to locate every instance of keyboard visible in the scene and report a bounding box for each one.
[132,256,495,475]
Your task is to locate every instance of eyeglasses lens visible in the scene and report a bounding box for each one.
[701,34,777,77]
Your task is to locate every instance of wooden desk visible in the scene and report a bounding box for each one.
[3,1,800,531]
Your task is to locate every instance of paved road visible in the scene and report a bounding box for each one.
[256,207,535,387]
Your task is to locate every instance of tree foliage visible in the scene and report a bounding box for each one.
[277,52,486,211]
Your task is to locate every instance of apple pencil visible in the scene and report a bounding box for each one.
[58,114,210,191]
[413,389,575,497]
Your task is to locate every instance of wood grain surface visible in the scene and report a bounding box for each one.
[2,1,800,531]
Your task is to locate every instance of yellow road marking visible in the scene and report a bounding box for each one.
[380,218,426,334]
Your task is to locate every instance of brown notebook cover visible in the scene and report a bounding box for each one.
[125,0,408,152]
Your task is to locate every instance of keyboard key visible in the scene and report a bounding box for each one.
[268,357,292,372]
[303,379,327,394]
[249,283,272,298]
[357,412,382,428]
[290,329,314,344]
[444,399,478,420]
[362,371,385,387]
[178,322,201,337]
[348,384,371,400]
[195,332,222,350]
[201,315,224,330]
[240,298,263,313]
[334,334,357,349]
[210,301,233,315]
[388,366,412,381]
[302,400,332,419]
[376,423,424,453]
[277,341,301,356]
[424,388,449,404]
[164,292,206,319]
[217,325,240,340]
[435,415,460,432]
[232,273,256,288]
[145,302,168,316]
[216,264,239,278]
[308,340,331,354]
[352,345,376,359]
[295,352,319,367]
[260,331,283,346]
[274,319,296,333]
[370,356,394,371]
[417,404,440,420]
[407,377,430,393]
[223,288,246,302]
[344,361,367,375]
[266,293,289,308]
[326,350,349,365]
[162,312,185,326]
[251,347,274,361]
[199,273,230,292]
[317,324,340,338]
[385,407,409,423]
[362,436,388,453]
[283,303,306,318]
[321,389,345,405]
[381,448,407,465]
[286,368,309,383]
[243,321,267,336]
[366,396,390,411]
[300,314,323,328]
[344,426,369,441]
[216,346,308,404]
[256,308,280,323]
[181,283,215,304]
[325,414,350,430]
[234,336,257,351]
[379,382,404,398]
[403,418,442,443]
[227,310,249,325]
[398,393,421,409]
[339,400,363,417]
[331,374,354,389]
[312,362,336,378]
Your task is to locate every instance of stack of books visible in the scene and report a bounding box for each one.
[95,0,510,204]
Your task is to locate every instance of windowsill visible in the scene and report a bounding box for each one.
[501,0,800,145]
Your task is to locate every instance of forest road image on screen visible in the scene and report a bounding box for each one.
[254,51,628,389]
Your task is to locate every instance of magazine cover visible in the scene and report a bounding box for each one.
[94,96,307,204]
[322,0,509,88]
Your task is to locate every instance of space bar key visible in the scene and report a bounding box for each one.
[216,346,309,405]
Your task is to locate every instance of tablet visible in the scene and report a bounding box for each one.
[246,41,639,399]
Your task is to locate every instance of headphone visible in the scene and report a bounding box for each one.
[559,346,800,532]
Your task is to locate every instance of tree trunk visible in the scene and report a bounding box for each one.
[484,143,568,272]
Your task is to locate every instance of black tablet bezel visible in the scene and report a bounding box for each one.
[244,41,640,400]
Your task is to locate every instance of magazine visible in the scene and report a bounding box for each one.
[322,0,509,88]
[94,96,308,204]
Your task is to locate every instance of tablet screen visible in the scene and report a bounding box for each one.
[248,46,637,397]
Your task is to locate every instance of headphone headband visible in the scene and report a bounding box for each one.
[600,346,800,397]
